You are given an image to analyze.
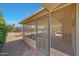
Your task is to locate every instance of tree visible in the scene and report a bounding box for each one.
[7,24,16,32]
[0,11,7,49]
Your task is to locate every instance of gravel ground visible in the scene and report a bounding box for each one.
[0,32,35,56]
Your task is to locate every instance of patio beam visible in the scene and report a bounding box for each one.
[19,8,48,24]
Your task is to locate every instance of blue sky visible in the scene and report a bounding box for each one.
[0,3,43,26]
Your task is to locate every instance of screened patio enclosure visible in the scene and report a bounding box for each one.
[49,4,76,56]
[19,3,76,56]
[22,14,50,56]
[23,20,37,50]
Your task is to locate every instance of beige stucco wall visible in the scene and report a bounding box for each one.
[71,22,76,55]
[76,4,79,56]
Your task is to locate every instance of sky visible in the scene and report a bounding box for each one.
[0,3,43,26]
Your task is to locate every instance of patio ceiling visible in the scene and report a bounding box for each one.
[19,3,75,26]
[42,3,71,12]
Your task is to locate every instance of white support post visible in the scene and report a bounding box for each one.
[48,12,52,56]
[36,20,38,50]
[22,25,25,40]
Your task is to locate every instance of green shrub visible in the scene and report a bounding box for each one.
[0,12,7,49]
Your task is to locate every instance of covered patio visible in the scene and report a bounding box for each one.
[19,3,76,56]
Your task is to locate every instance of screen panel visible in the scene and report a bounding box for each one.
[37,15,49,56]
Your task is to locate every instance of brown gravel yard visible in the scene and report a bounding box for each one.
[0,32,35,56]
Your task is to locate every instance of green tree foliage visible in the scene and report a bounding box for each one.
[0,12,7,49]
